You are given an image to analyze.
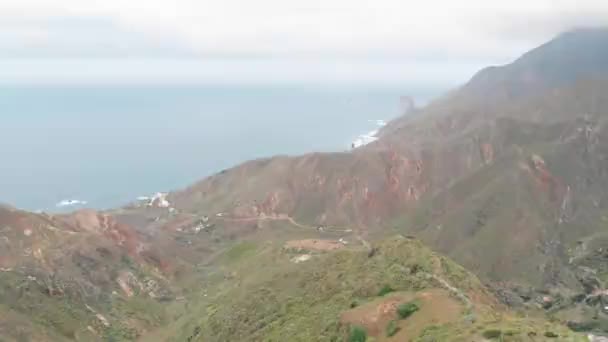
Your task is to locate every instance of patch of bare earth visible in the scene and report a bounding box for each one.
[341,289,463,341]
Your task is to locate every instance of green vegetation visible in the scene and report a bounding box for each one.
[154,236,581,342]
[482,329,502,339]
[386,320,400,337]
[0,229,589,342]
[415,318,585,342]
[397,301,419,319]
[377,284,395,296]
[348,326,367,342]
[178,237,490,341]
[0,224,177,342]
[219,241,258,264]
[544,331,559,338]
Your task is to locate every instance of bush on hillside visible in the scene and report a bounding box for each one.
[386,320,400,337]
[482,329,502,339]
[348,326,367,342]
[377,284,395,296]
[397,302,419,319]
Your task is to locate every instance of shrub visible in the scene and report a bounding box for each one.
[348,326,367,342]
[482,329,502,339]
[386,320,400,337]
[544,331,558,338]
[378,284,395,296]
[397,302,419,319]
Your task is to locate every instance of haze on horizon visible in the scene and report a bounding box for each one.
[2,0,608,86]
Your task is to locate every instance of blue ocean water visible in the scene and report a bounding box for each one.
[0,84,441,211]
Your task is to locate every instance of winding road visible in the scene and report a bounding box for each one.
[216,214,354,233]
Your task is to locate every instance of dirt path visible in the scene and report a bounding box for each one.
[356,235,372,251]
[426,273,472,309]
[217,214,353,233]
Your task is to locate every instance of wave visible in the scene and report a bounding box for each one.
[352,119,387,148]
[56,199,87,208]
[351,129,379,148]
[136,192,171,208]
[369,119,387,127]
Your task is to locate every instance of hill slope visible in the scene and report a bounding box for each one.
[158,237,582,342]
[0,207,185,341]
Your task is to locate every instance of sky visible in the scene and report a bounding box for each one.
[1,0,608,85]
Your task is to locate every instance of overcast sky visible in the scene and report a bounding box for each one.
[1,0,607,85]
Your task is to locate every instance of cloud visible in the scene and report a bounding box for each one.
[1,0,607,83]
[0,16,195,58]
[476,3,608,42]
[0,58,489,86]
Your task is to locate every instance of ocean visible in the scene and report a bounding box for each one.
[0,84,442,212]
